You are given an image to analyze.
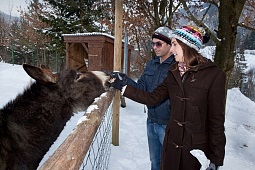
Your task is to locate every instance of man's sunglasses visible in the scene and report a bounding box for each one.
[151,42,165,48]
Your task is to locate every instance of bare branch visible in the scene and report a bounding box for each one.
[208,0,219,8]
[179,0,220,45]
[200,3,211,21]
[237,23,255,31]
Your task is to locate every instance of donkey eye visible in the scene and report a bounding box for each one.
[74,73,81,81]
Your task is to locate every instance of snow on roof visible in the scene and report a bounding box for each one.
[62,32,115,39]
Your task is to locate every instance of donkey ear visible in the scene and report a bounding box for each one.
[40,64,49,69]
[23,64,57,84]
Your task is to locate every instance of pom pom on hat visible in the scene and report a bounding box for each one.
[203,33,210,44]
[171,25,210,51]
[152,26,172,45]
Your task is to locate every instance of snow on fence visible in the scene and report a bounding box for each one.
[39,91,114,170]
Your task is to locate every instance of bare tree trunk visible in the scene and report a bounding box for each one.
[215,0,246,90]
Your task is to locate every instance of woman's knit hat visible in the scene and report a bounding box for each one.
[152,26,172,45]
[171,25,210,51]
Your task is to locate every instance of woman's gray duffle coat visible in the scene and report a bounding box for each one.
[124,60,226,170]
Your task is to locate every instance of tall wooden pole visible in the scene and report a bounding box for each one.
[112,0,123,146]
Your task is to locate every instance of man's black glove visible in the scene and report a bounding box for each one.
[109,72,128,91]
[206,162,219,170]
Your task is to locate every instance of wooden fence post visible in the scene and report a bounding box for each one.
[112,0,123,146]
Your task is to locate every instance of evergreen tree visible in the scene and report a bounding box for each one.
[245,68,255,101]
[243,30,255,50]
[28,0,103,55]
[228,50,247,89]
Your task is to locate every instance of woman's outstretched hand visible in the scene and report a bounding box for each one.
[108,71,127,91]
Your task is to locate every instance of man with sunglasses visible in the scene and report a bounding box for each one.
[111,26,175,170]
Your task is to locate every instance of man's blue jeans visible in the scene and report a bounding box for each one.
[147,118,167,170]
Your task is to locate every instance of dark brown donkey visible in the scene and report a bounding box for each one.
[0,64,110,170]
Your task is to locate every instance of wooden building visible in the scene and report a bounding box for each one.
[62,32,134,75]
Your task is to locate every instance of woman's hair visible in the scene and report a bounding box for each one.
[177,39,207,68]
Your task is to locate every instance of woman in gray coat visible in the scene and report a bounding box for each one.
[110,25,226,170]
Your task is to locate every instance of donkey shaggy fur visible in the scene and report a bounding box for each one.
[0,64,110,170]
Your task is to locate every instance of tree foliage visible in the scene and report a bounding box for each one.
[25,0,103,52]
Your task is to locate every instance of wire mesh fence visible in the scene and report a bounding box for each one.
[80,101,113,170]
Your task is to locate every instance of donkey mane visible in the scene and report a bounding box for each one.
[0,64,109,170]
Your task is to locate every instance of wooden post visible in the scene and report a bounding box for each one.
[112,0,123,146]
